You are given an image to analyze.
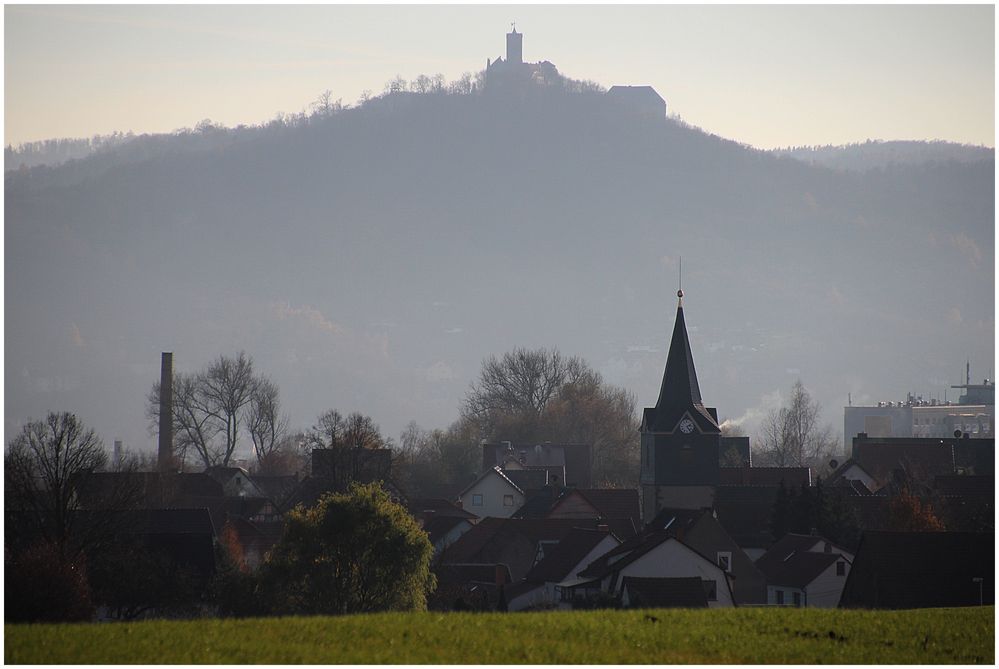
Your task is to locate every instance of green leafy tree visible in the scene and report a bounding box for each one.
[260,483,435,615]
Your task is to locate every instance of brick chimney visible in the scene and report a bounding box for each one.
[158,352,173,471]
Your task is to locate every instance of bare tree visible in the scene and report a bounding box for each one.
[460,347,639,486]
[411,74,432,94]
[147,352,273,469]
[757,381,836,468]
[462,347,591,437]
[247,377,290,469]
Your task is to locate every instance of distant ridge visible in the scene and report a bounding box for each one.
[770,139,993,172]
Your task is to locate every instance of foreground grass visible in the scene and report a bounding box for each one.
[6,606,993,664]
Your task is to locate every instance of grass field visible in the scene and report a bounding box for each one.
[5,606,993,664]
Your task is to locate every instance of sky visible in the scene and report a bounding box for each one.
[4,4,995,149]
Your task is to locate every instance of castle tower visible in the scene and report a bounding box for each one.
[506,26,523,64]
[640,289,721,518]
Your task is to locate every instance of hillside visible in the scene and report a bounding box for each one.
[772,140,994,172]
[5,89,994,450]
[5,607,993,664]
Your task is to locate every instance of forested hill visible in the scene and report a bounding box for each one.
[772,140,993,172]
[5,88,994,453]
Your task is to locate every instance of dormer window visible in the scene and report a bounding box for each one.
[717,551,732,573]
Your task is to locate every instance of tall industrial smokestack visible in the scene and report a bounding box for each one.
[158,352,173,471]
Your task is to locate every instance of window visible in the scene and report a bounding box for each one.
[471,494,483,506]
[717,551,732,572]
[824,542,831,553]
[793,591,801,607]
[702,580,717,601]
[503,494,514,507]
[776,590,784,605]
[836,561,846,576]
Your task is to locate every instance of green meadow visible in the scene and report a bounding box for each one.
[6,606,993,664]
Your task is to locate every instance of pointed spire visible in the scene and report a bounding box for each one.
[656,294,702,410]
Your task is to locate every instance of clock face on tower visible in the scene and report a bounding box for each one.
[678,418,696,434]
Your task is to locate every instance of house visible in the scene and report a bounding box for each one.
[507,526,621,611]
[564,529,735,608]
[646,507,767,605]
[457,466,528,518]
[221,516,284,571]
[755,533,854,608]
[483,442,592,488]
[423,515,476,557]
[620,576,708,608]
[439,516,636,583]
[546,489,642,528]
[851,435,958,489]
[839,531,994,609]
[825,458,878,495]
[606,85,667,118]
[204,466,267,498]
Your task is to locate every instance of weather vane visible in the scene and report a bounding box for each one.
[677,255,683,304]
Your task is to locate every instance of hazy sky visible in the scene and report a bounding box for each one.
[5,4,995,149]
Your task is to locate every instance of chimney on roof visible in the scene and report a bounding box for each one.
[158,352,174,472]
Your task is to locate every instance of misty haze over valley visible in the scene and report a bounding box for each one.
[5,58,994,460]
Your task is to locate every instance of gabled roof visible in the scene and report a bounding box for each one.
[423,515,472,546]
[607,85,666,105]
[852,439,956,485]
[577,530,673,579]
[410,498,478,520]
[644,507,708,535]
[719,466,812,487]
[439,517,636,566]
[482,443,592,488]
[523,527,617,584]
[551,489,642,524]
[755,533,833,574]
[622,576,708,608]
[763,551,842,589]
[504,468,549,493]
[458,466,524,499]
[643,301,719,434]
[839,531,994,609]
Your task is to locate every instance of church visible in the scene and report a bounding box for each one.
[639,289,811,524]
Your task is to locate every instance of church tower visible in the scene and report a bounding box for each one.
[506,26,523,64]
[640,289,721,518]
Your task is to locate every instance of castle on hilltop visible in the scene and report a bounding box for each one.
[484,26,561,90]
[485,26,667,118]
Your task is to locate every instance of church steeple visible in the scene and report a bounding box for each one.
[644,289,719,434]
[656,289,702,410]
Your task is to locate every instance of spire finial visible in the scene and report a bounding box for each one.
[677,255,683,306]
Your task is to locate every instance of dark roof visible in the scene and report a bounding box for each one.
[755,533,840,575]
[713,485,781,548]
[556,489,642,524]
[482,443,592,488]
[607,85,666,105]
[410,498,478,520]
[504,468,550,492]
[512,487,564,519]
[433,563,511,587]
[72,471,224,509]
[839,531,994,609]
[643,303,719,434]
[249,475,300,505]
[645,507,707,534]
[764,551,842,589]
[458,466,523,498]
[423,515,472,546]
[933,475,994,498]
[577,530,673,579]
[826,458,875,485]
[622,576,708,608]
[852,439,956,485]
[440,517,636,566]
[719,466,811,487]
[523,527,617,584]
[281,476,403,510]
